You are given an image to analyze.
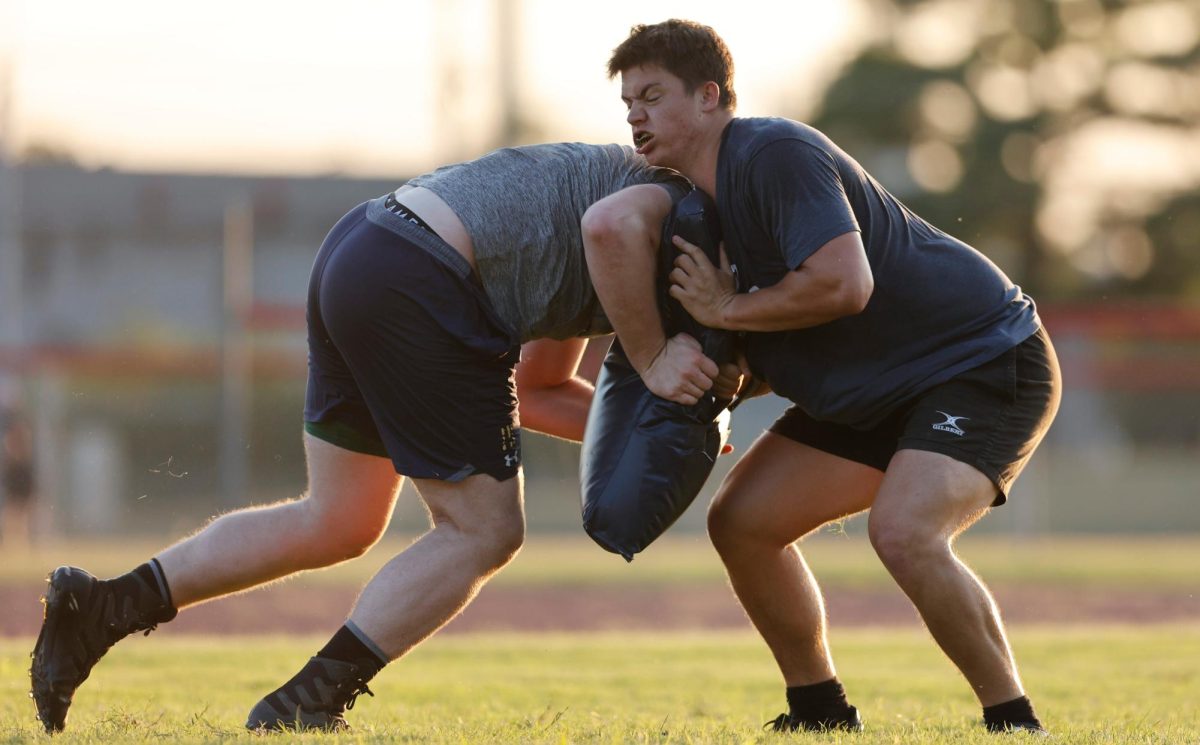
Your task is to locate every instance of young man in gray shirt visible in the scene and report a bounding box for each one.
[30,143,691,733]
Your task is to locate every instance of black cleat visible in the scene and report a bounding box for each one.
[765,705,864,733]
[30,566,174,733]
[987,720,1050,735]
[245,656,376,732]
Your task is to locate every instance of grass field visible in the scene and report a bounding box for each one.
[3,534,1198,742]
[2,627,1198,743]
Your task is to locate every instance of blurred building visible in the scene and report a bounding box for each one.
[0,162,1197,539]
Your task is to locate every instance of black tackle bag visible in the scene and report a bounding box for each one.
[580,188,734,561]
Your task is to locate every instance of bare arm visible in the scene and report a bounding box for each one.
[514,337,593,442]
[583,184,719,405]
[668,231,874,332]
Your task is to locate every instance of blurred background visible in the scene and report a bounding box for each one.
[0,0,1197,546]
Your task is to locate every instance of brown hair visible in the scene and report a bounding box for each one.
[607,19,737,110]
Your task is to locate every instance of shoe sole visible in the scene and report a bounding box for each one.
[245,698,348,732]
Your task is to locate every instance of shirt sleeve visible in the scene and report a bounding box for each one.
[644,166,693,202]
[748,139,860,270]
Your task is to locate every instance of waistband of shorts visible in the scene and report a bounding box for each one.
[365,194,474,280]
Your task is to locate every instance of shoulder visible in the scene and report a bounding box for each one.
[725,118,840,172]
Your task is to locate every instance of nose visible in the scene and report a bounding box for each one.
[626,103,645,125]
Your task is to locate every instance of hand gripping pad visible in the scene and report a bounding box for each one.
[580,189,734,560]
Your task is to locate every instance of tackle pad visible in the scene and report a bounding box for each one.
[580,188,735,560]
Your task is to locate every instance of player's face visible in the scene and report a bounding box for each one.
[620,65,707,171]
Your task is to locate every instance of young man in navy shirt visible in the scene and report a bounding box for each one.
[587,18,1060,734]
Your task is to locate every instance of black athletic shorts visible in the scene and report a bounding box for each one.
[769,326,1060,504]
[303,199,522,482]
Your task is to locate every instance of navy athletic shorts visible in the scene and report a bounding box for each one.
[303,198,522,482]
[769,326,1060,504]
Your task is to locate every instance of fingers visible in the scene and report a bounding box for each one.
[711,362,742,399]
[673,333,702,351]
[672,235,713,268]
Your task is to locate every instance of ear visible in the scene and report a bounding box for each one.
[699,81,722,112]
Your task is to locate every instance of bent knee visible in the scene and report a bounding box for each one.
[431,501,525,568]
[488,509,526,563]
[867,517,948,579]
[297,498,390,564]
[314,520,387,564]
[463,511,526,572]
[707,490,782,554]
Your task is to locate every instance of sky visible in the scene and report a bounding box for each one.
[0,0,869,177]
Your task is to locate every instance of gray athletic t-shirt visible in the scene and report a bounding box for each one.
[407,142,687,342]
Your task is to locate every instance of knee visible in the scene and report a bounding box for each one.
[485,509,526,570]
[327,520,388,562]
[707,489,775,557]
[459,509,526,573]
[298,499,389,565]
[867,514,947,582]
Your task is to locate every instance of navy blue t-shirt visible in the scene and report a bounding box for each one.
[717,117,1039,428]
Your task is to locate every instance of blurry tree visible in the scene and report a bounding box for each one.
[21,141,79,167]
[806,0,1200,300]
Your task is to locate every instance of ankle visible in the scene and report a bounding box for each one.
[786,677,856,721]
[983,695,1043,732]
[107,560,177,626]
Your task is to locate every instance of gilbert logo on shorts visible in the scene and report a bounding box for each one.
[932,411,968,436]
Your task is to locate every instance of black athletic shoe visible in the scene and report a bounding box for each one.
[765,705,864,732]
[30,566,175,733]
[245,656,376,731]
[986,720,1050,735]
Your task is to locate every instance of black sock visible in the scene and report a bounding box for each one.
[107,560,177,624]
[786,677,854,721]
[317,623,388,674]
[983,695,1042,732]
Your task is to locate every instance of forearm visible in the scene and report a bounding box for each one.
[717,270,863,332]
[671,231,873,333]
[517,378,594,442]
[582,186,673,373]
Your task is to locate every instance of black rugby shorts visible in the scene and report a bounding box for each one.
[769,326,1061,504]
[303,201,522,482]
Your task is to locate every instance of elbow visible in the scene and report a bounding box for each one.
[845,272,874,315]
[833,271,873,317]
[581,203,622,251]
[582,202,649,257]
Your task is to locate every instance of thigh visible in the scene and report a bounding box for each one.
[895,326,1061,504]
[871,449,997,542]
[303,433,404,530]
[711,431,883,543]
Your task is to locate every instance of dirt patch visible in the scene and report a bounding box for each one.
[3,582,1198,638]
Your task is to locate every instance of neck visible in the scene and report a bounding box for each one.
[680,113,732,198]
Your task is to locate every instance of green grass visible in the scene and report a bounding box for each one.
[3,626,1198,743]
[5,532,1200,590]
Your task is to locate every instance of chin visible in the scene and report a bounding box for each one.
[644,150,670,168]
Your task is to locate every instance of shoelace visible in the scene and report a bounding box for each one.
[764,712,794,731]
[336,679,375,712]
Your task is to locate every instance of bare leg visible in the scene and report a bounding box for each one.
[348,470,525,659]
[707,433,882,686]
[157,434,402,608]
[868,449,1023,706]
[2,500,33,550]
